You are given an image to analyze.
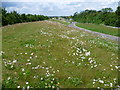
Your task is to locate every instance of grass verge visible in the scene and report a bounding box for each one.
[76,23,119,37]
[50,19,70,25]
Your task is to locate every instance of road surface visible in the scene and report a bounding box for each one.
[68,22,119,42]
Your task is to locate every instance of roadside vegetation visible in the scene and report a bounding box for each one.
[1,8,49,26]
[50,19,70,25]
[72,7,120,27]
[2,21,119,88]
[76,23,119,37]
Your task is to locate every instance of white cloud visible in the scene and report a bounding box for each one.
[84,7,96,10]
[3,1,118,16]
[2,0,119,2]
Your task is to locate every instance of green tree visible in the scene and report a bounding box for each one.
[1,8,49,26]
[101,8,113,13]
[2,8,8,26]
[72,7,118,27]
[115,6,120,27]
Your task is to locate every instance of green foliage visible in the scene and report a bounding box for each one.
[2,8,49,26]
[115,6,120,27]
[101,8,113,13]
[20,39,36,47]
[72,7,119,27]
[67,77,83,86]
[34,76,59,88]
[2,77,18,88]
[76,23,119,36]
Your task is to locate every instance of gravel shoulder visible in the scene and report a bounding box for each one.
[68,22,119,42]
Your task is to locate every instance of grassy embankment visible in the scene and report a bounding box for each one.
[50,19,70,25]
[2,20,119,88]
[0,27,2,88]
[76,23,119,37]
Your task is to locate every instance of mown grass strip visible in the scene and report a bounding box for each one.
[76,23,119,37]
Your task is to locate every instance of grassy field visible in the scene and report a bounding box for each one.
[0,27,2,89]
[2,21,119,88]
[50,19,70,25]
[76,23,119,37]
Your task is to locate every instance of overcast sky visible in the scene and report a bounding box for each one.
[2,0,119,16]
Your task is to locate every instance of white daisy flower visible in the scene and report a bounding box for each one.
[35,55,37,58]
[22,68,25,72]
[46,67,49,70]
[26,82,29,84]
[52,86,55,88]
[57,70,59,72]
[93,82,95,84]
[31,53,34,55]
[115,66,118,69]
[41,78,43,80]
[111,68,113,70]
[17,86,20,88]
[30,57,32,59]
[68,77,71,79]
[7,77,10,80]
[99,80,104,83]
[27,86,30,89]
[33,76,36,79]
[110,83,113,87]
[13,60,17,63]
[23,73,26,75]
[51,81,53,83]
[85,51,90,56]
[103,69,106,71]
[27,59,30,62]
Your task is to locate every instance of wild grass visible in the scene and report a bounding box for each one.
[50,19,70,25]
[0,27,2,89]
[2,21,119,88]
[76,23,119,37]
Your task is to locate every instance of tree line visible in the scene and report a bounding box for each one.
[72,7,120,27]
[2,8,49,26]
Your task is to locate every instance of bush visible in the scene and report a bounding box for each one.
[2,8,49,26]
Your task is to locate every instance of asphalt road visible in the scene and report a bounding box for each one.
[68,22,119,43]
